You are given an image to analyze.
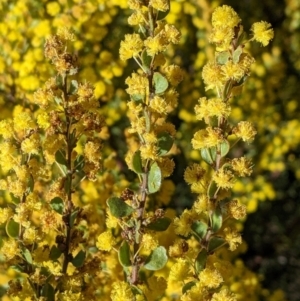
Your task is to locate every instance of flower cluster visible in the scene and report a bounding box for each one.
[168,5,274,300]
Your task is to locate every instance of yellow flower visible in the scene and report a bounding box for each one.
[193,194,210,213]
[119,33,144,61]
[164,64,184,86]
[43,261,62,276]
[149,0,169,12]
[223,227,242,251]
[195,97,231,122]
[212,168,235,190]
[21,133,40,155]
[111,281,134,301]
[221,60,245,81]
[168,258,191,282]
[125,72,148,96]
[251,21,274,46]
[212,5,241,29]
[157,158,175,178]
[192,127,225,150]
[209,26,234,48]
[46,1,61,17]
[231,157,253,177]
[212,288,237,301]
[184,163,206,184]
[199,267,223,289]
[174,209,199,237]
[144,33,168,56]
[96,231,116,251]
[128,11,145,26]
[149,95,168,115]
[0,120,14,139]
[202,61,225,91]
[164,24,181,44]
[226,199,247,220]
[0,238,19,260]
[232,121,257,143]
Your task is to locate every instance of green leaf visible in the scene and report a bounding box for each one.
[41,283,55,301]
[26,175,34,193]
[219,140,230,157]
[207,181,218,199]
[208,237,225,253]
[118,241,131,267]
[146,217,171,231]
[216,51,230,65]
[201,147,216,165]
[144,246,168,271]
[132,150,143,174]
[49,245,62,261]
[153,72,168,94]
[191,221,208,239]
[131,94,144,102]
[74,155,85,172]
[142,49,152,72]
[233,46,243,64]
[69,80,78,94]
[6,218,20,238]
[182,281,196,294]
[72,250,86,267]
[157,132,173,156]
[50,197,64,215]
[107,197,134,218]
[195,249,208,273]
[70,209,79,227]
[55,150,67,166]
[147,162,162,194]
[211,205,223,232]
[22,248,33,264]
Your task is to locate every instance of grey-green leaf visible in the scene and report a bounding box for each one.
[6,219,20,238]
[195,249,207,273]
[144,246,168,271]
[69,80,78,94]
[182,281,196,294]
[191,221,208,239]
[207,181,218,199]
[153,72,168,94]
[147,162,162,194]
[50,245,62,260]
[220,140,230,157]
[146,217,171,231]
[22,248,33,264]
[157,132,173,156]
[201,147,216,165]
[132,150,143,174]
[208,236,225,253]
[41,283,55,301]
[211,205,223,232]
[233,46,243,64]
[50,197,64,215]
[118,241,131,267]
[216,51,230,65]
[55,150,67,166]
[72,250,86,267]
[107,197,134,218]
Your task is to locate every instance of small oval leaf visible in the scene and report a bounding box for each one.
[157,132,173,156]
[207,181,218,199]
[143,246,168,271]
[195,249,208,273]
[153,72,168,94]
[132,150,143,174]
[55,150,67,166]
[220,140,230,157]
[208,237,225,253]
[50,197,64,215]
[211,205,223,232]
[22,248,33,264]
[233,46,243,64]
[50,245,62,261]
[191,221,208,239]
[72,250,86,267]
[107,197,134,218]
[41,283,55,301]
[216,51,230,65]
[182,281,197,294]
[146,217,171,231]
[118,241,131,267]
[148,162,162,194]
[201,147,216,165]
[6,218,20,238]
